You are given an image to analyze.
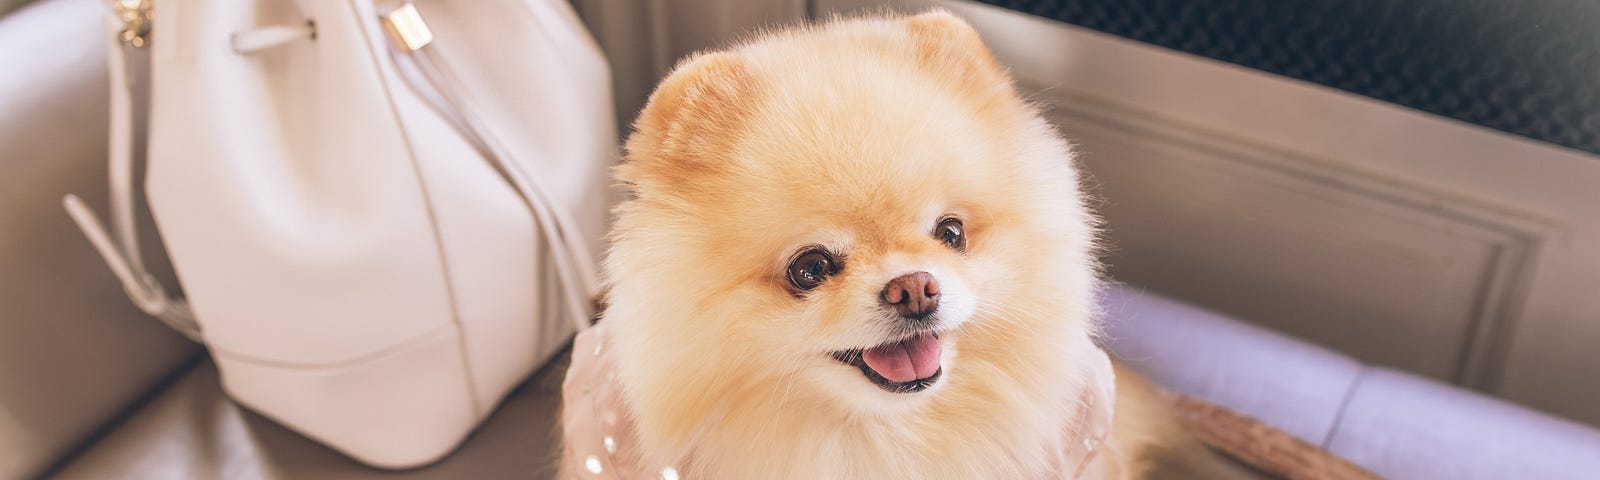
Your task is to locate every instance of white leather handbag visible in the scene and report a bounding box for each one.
[62,0,615,468]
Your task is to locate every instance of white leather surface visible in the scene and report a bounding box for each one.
[147,0,461,367]
[214,327,481,467]
[133,0,613,467]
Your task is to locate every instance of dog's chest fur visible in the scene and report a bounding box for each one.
[564,325,1114,479]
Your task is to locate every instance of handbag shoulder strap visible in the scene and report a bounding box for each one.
[62,0,201,341]
[380,3,599,330]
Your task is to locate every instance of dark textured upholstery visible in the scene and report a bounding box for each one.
[975,0,1600,156]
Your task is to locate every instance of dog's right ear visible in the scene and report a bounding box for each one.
[625,51,755,171]
[901,10,1014,104]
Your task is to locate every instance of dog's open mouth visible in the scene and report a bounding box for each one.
[831,331,942,393]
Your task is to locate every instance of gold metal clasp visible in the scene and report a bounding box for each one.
[381,3,433,52]
[109,0,153,48]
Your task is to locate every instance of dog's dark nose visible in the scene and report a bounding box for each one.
[882,272,940,319]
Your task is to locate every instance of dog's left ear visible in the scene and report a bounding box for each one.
[901,10,1015,101]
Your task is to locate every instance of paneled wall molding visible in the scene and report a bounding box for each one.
[1035,87,1551,390]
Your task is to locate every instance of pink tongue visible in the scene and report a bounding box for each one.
[861,332,942,383]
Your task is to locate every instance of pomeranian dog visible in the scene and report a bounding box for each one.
[564,10,1249,479]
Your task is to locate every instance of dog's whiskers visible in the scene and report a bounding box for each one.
[973,300,1047,338]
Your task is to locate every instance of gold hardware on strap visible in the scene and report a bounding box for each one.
[109,0,153,48]
[381,3,433,52]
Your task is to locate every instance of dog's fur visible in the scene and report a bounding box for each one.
[590,11,1248,479]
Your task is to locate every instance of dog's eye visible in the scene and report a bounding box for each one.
[935,217,966,253]
[787,249,836,291]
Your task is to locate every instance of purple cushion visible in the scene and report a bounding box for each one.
[1099,284,1600,478]
[1327,368,1600,480]
[1099,285,1362,445]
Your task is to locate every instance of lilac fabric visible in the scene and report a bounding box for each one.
[1328,368,1600,480]
[1097,284,1600,479]
[1098,285,1363,445]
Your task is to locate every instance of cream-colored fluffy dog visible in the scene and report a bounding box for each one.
[584,11,1244,479]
